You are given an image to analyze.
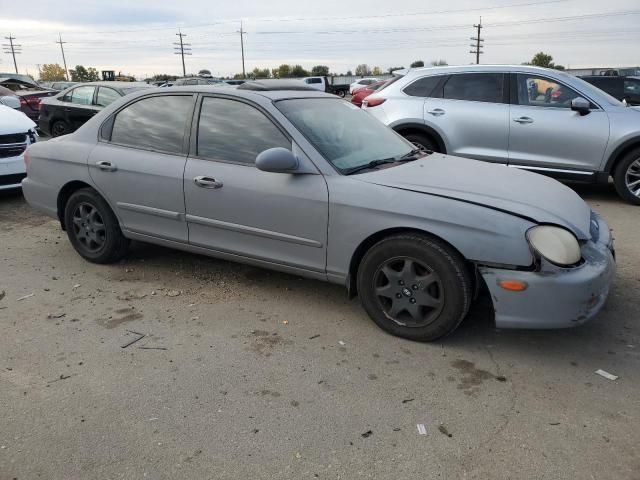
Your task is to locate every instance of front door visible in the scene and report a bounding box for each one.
[184,96,328,274]
[89,94,195,242]
[423,72,509,163]
[508,73,610,172]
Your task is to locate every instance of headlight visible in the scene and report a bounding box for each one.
[526,225,581,266]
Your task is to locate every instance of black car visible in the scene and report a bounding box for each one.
[38,82,153,137]
[580,76,640,105]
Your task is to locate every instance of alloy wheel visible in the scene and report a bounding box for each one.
[625,158,640,198]
[374,257,444,328]
[71,202,106,252]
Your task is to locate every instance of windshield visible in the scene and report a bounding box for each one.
[276,98,413,172]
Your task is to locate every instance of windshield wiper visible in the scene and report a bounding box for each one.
[343,158,398,175]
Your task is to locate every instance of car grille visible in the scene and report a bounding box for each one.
[0,173,26,187]
[0,132,28,159]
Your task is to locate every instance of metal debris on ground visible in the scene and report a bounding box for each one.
[308,334,320,340]
[282,320,289,325]
[47,374,72,384]
[121,330,146,349]
[417,424,427,435]
[595,369,619,381]
[438,425,453,437]
[361,430,373,438]
[47,313,66,319]
[166,290,181,297]
[402,398,415,404]
[138,346,168,350]
[338,340,346,346]
[72,284,81,289]
[17,293,34,301]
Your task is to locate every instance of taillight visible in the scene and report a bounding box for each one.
[363,97,385,107]
[25,96,42,110]
[19,97,27,107]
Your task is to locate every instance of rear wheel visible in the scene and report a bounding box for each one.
[357,234,472,341]
[337,89,346,98]
[64,188,129,263]
[613,147,640,205]
[402,132,437,153]
[51,120,70,137]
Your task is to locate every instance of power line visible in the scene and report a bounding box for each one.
[55,33,70,81]
[470,18,484,64]
[2,34,21,74]
[174,30,191,76]
[237,21,247,78]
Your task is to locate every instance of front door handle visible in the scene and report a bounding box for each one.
[513,116,534,124]
[194,176,223,189]
[95,160,117,172]
[427,108,445,116]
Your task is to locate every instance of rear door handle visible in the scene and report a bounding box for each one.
[513,117,534,124]
[95,160,117,172]
[427,108,445,116]
[194,176,223,189]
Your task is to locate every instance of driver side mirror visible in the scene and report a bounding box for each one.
[571,97,591,116]
[256,147,299,173]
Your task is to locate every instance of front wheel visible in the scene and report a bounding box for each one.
[64,188,129,263]
[613,148,640,205]
[402,132,437,153]
[337,89,346,98]
[357,234,472,341]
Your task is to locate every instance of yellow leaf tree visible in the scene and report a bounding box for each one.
[40,64,67,82]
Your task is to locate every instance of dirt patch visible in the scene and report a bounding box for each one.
[97,311,144,329]
[451,359,496,396]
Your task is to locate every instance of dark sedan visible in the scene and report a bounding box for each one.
[580,76,640,105]
[39,82,154,137]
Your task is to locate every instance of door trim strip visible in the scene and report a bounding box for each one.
[185,214,323,248]
[117,202,183,220]
[508,165,594,176]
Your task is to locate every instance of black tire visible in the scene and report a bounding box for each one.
[64,188,129,263]
[357,233,472,341]
[337,90,346,98]
[51,120,70,137]
[402,132,438,153]
[613,147,640,205]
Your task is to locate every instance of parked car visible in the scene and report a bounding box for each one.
[302,76,350,97]
[351,80,387,107]
[22,82,615,341]
[580,76,640,106]
[49,81,79,92]
[363,64,640,205]
[0,76,57,121]
[0,85,20,110]
[224,80,246,86]
[349,77,379,94]
[39,82,154,137]
[173,77,224,86]
[0,105,38,190]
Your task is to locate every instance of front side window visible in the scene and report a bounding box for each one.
[70,86,95,105]
[624,79,640,97]
[403,76,442,97]
[277,98,412,172]
[516,74,581,108]
[443,73,503,103]
[197,97,290,164]
[305,78,322,84]
[96,87,120,107]
[110,95,193,154]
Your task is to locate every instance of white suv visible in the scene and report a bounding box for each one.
[364,64,640,204]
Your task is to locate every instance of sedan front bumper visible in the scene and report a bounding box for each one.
[479,214,615,329]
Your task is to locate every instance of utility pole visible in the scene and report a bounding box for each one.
[237,21,246,78]
[56,33,70,80]
[3,34,21,74]
[174,30,191,77]
[470,17,484,65]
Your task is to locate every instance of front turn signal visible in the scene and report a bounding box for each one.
[498,280,528,292]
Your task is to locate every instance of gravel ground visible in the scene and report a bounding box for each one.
[0,182,639,480]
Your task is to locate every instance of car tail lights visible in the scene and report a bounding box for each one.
[363,97,386,107]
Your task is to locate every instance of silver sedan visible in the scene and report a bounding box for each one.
[21,82,616,341]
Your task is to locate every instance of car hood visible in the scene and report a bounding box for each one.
[0,105,36,134]
[355,153,592,239]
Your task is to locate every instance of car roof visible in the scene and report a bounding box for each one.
[238,79,317,92]
[70,81,152,88]
[159,84,336,101]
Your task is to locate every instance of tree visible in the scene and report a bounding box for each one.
[430,59,448,66]
[355,64,371,76]
[39,63,67,82]
[275,64,292,78]
[410,60,425,68]
[346,70,353,76]
[372,66,382,75]
[86,67,100,82]
[528,52,565,70]
[251,67,271,78]
[311,65,330,76]
[291,65,309,77]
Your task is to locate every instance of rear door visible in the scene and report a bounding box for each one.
[423,72,509,163]
[183,95,328,274]
[508,73,610,172]
[89,93,195,242]
[63,86,98,129]
[95,86,122,108]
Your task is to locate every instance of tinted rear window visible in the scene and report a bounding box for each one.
[443,73,504,103]
[110,95,193,154]
[403,76,442,97]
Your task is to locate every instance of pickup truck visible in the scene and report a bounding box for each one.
[302,76,350,97]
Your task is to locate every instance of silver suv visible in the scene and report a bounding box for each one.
[363,65,640,204]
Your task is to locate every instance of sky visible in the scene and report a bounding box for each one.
[1,0,639,79]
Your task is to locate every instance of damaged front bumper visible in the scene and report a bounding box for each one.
[479,213,615,329]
